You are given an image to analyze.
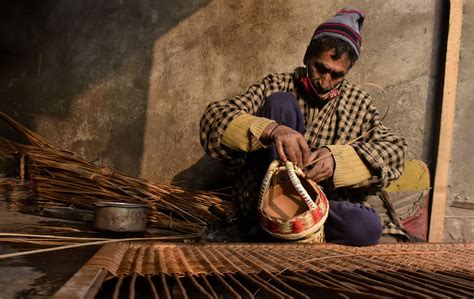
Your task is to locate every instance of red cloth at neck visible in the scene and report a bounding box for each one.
[300,76,340,101]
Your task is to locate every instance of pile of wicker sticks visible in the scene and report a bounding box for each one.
[0,112,234,234]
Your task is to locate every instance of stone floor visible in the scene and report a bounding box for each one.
[444,205,474,242]
[0,201,100,298]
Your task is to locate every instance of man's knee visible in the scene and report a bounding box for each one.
[264,92,297,108]
[260,92,298,117]
[260,92,304,133]
[325,201,383,246]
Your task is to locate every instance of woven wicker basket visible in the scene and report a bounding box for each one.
[258,160,329,242]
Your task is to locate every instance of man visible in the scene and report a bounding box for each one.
[200,8,406,245]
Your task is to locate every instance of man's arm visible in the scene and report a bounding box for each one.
[349,116,406,189]
[199,73,293,160]
[306,96,406,189]
[335,100,406,189]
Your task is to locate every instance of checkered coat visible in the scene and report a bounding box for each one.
[200,69,407,229]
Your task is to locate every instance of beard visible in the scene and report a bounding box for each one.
[313,80,332,94]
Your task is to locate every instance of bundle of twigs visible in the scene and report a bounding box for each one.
[0,112,234,234]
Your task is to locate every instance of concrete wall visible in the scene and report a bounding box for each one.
[1,0,209,178]
[1,1,471,240]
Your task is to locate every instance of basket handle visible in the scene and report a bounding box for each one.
[258,160,317,211]
[257,160,280,211]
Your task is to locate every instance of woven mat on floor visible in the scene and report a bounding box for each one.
[86,242,474,277]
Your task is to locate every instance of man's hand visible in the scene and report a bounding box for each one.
[261,123,310,168]
[305,147,335,183]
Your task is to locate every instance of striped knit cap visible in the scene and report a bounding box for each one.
[310,8,365,58]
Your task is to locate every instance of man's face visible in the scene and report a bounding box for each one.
[308,49,352,94]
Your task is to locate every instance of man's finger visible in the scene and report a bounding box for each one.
[306,161,324,180]
[306,151,318,167]
[275,140,287,161]
[313,168,329,182]
[293,142,303,167]
[306,167,319,180]
[285,144,299,166]
[298,138,310,166]
[314,165,328,179]
[319,159,334,179]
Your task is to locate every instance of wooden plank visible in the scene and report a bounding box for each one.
[53,267,108,299]
[429,0,464,242]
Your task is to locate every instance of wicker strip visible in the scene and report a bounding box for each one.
[85,242,474,277]
[65,243,473,298]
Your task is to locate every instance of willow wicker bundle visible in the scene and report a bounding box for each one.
[57,242,474,298]
[0,112,234,234]
[0,177,36,211]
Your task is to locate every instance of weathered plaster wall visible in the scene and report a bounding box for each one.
[141,0,444,188]
[444,1,474,242]
[1,1,470,239]
[0,0,209,177]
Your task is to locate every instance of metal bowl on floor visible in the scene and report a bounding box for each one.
[93,201,149,232]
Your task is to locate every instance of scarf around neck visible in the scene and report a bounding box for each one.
[299,76,342,101]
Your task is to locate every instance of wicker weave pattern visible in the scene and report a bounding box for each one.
[57,242,474,298]
[87,242,474,277]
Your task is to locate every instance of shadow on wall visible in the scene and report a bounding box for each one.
[171,155,232,192]
[423,0,449,177]
[0,0,209,177]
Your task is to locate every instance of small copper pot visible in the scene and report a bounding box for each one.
[93,202,149,232]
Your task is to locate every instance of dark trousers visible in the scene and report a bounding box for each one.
[249,92,382,246]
